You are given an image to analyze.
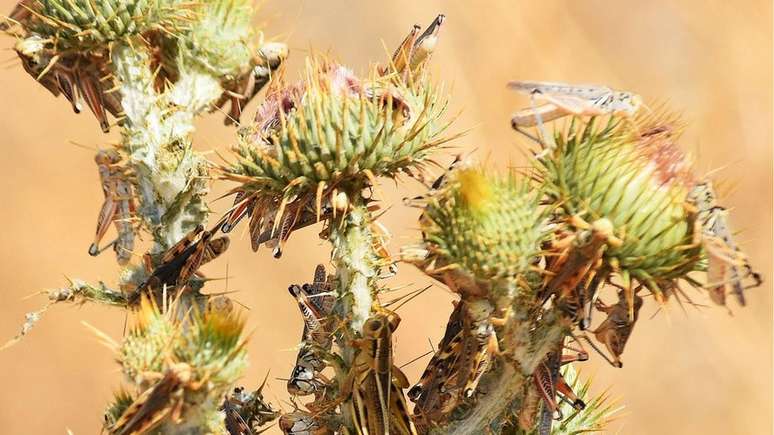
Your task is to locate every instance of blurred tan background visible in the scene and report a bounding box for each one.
[0,1,771,433]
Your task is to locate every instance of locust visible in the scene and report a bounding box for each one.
[380,14,445,80]
[334,309,416,435]
[108,363,194,435]
[409,299,497,428]
[213,42,288,125]
[222,375,279,435]
[219,190,334,258]
[540,217,622,325]
[688,180,762,306]
[287,265,336,400]
[88,149,136,265]
[508,80,642,158]
[533,343,588,435]
[279,411,335,435]
[15,47,122,132]
[508,81,642,127]
[129,225,230,304]
[0,0,33,30]
[583,290,644,368]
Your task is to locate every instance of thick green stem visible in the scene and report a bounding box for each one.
[330,203,379,334]
[328,201,379,432]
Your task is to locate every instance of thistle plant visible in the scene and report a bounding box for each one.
[1,5,762,435]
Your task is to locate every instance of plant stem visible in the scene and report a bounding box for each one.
[111,40,221,251]
[329,202,378,334]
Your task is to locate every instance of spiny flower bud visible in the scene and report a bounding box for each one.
[175,0,256,79]
[221,57,450,254]
[27,0,194,51]
[404,164,547,297]
[119,297,247,389]
[539,113,701,294]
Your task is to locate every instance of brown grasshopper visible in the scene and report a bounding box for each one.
[540,217,622,325]
[533,344,588,435]
[108,362,195,435]
[380,14,445,81]
[15,47,122,132]
[129,225,229,304]
[583,291,644,368]
[222,374,279,435]
[0,0,33,30]
[409,299,497,427]
[688,180,762,306]
[287,265,336,399]
[213,42,288,126]
[279,411,335,435]
[219,190,335,258]
[342,309,416,435]
[89,149,137,265]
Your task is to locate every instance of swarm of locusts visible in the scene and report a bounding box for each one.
[1,2,762,434]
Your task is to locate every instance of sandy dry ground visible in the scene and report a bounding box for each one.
[0,1,770,434]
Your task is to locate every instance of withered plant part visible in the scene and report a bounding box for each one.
[89,149,137,265]
[688,180,762,306]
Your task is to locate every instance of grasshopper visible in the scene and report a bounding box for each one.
[222,375,279,435]
[130,225,229,304]
[508,81,642,127]
[540,218,622,325]
[688,181,762,306]
[279,411,335,435]
[409,299,497,427]
[287,265,336,399]
[583,291,644,368]
[508,80,642,158]
[213,42,288,125]
[89,149,137,265]
[342,309,416,435]
[533,344,588,435]
[15,47,122,132]
[218,190,335,258]
[0,0,33,30]
[380,14,445,80]
[108,363,194,435]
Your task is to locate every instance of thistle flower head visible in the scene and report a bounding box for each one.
[404,163,547,297]
[23,0,195,52]
[539,112,701,292]
[119,297,247,390]
[221,57,450,254]
[175,0,254,78]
